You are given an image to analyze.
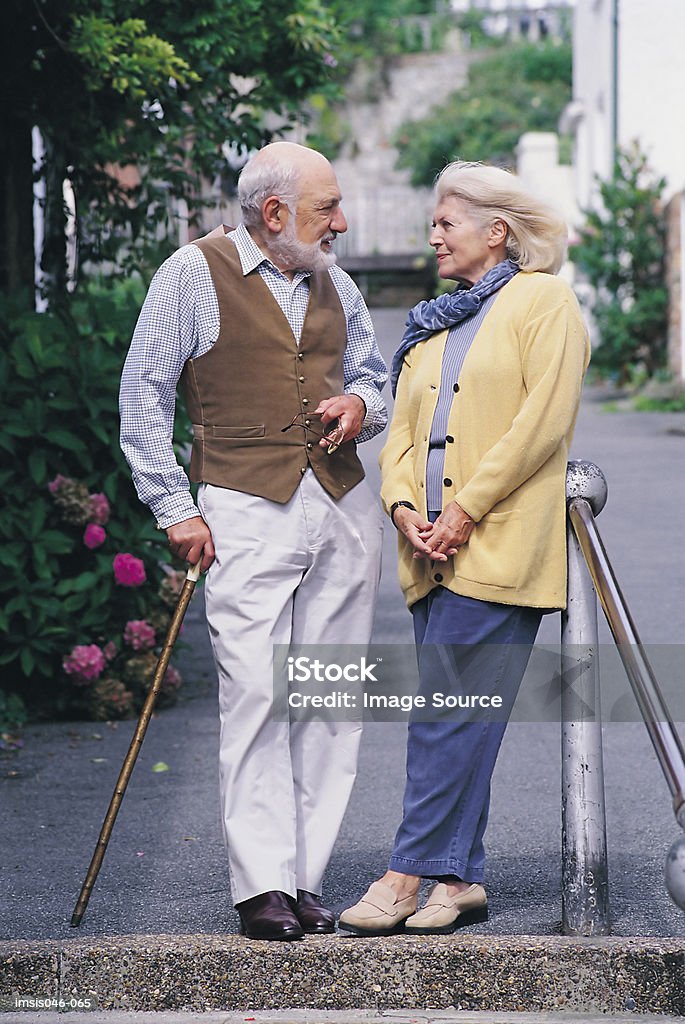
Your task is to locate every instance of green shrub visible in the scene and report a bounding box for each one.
[569,144,668,383]
[394,40,572,186]
[633,393,685,413]
[0,281,192,722]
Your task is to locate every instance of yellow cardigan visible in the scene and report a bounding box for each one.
[379,272,591,610]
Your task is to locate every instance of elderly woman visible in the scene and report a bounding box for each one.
[339,161,590,937]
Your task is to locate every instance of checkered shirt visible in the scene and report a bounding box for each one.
[120,224,388,527]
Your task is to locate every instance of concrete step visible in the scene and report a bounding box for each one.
[1,1013,683,1024]
[1,934,684,1018]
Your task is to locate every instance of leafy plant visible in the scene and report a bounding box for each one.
[570,144,668,383]
[394,40,572,186]
[0,283,192,721]
[633,393,685,413]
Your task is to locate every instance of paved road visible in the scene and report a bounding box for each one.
[2,309,684,943]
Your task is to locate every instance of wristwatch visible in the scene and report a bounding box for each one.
[389,500,416,527]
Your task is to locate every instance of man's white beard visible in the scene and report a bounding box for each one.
[268,219,337,273]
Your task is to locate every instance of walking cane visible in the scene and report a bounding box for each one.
[71,561,202,927]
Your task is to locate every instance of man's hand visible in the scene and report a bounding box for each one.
[419,501,475,561]
[166,516,215,572]
[315,394,366,447]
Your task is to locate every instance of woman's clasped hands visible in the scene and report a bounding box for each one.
[393,501,475,562]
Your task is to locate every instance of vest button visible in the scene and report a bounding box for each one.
[305,419,311,426]
[300,467,306,474]
[453,383,460,393]
[302,398,309,406]
[299,375,305,383]
[434,573,443,583]
[306,442,313,450]
[446,435,454,443]
[297,352,304,360]
[443,477,453,487]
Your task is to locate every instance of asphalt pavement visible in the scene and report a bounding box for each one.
[1,310,685,1010]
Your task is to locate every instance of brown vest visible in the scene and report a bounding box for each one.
[180,234,365,503]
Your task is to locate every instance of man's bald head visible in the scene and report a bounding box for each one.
[236,141,346,275]
[238,142,331,228]
[252,141,331,173]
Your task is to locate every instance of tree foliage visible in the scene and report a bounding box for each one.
[1,0,341,303]
[394,40,572,186]
[569,145,668,382]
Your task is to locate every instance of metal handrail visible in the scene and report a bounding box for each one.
[568,497,685,828]
[561,461,610,935]
[561,460,685,933]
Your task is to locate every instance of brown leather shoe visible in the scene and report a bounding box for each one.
[236,891,304,941]
[289,890,336,934]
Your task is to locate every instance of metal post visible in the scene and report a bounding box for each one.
[560,461,611,935]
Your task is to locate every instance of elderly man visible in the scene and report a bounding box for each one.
[120,142,386,940]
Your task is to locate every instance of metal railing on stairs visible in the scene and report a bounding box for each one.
[560,460,685,935]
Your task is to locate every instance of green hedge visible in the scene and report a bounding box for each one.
[0,281,192,725]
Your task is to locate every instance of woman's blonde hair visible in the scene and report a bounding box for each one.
[435,161,568,274]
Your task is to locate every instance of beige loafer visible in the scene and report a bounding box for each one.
[404,882,488,935]
[338,881,418,936]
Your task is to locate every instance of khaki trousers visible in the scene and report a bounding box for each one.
[199,471,383,903]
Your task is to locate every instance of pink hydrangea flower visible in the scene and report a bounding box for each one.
[63,644,106,684]
[103,641,118,662]
[124,619,156,651]
[161,665,182,695]
[48,474,69,495]
[89,492,110,525]
[48,476,91,523]
[84,523,106,549]
[113,553,146,587]
[164,665,182,688]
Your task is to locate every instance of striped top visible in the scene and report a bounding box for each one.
[426,292,498,511]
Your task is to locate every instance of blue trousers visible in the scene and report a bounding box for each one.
[387,587,542,883]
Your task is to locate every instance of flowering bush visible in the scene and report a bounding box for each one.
[0,282,193,722]
[40,476,189,719]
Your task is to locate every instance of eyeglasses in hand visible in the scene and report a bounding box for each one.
[281,412,345,454]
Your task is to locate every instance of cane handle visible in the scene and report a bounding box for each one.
[186,560,202,583]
